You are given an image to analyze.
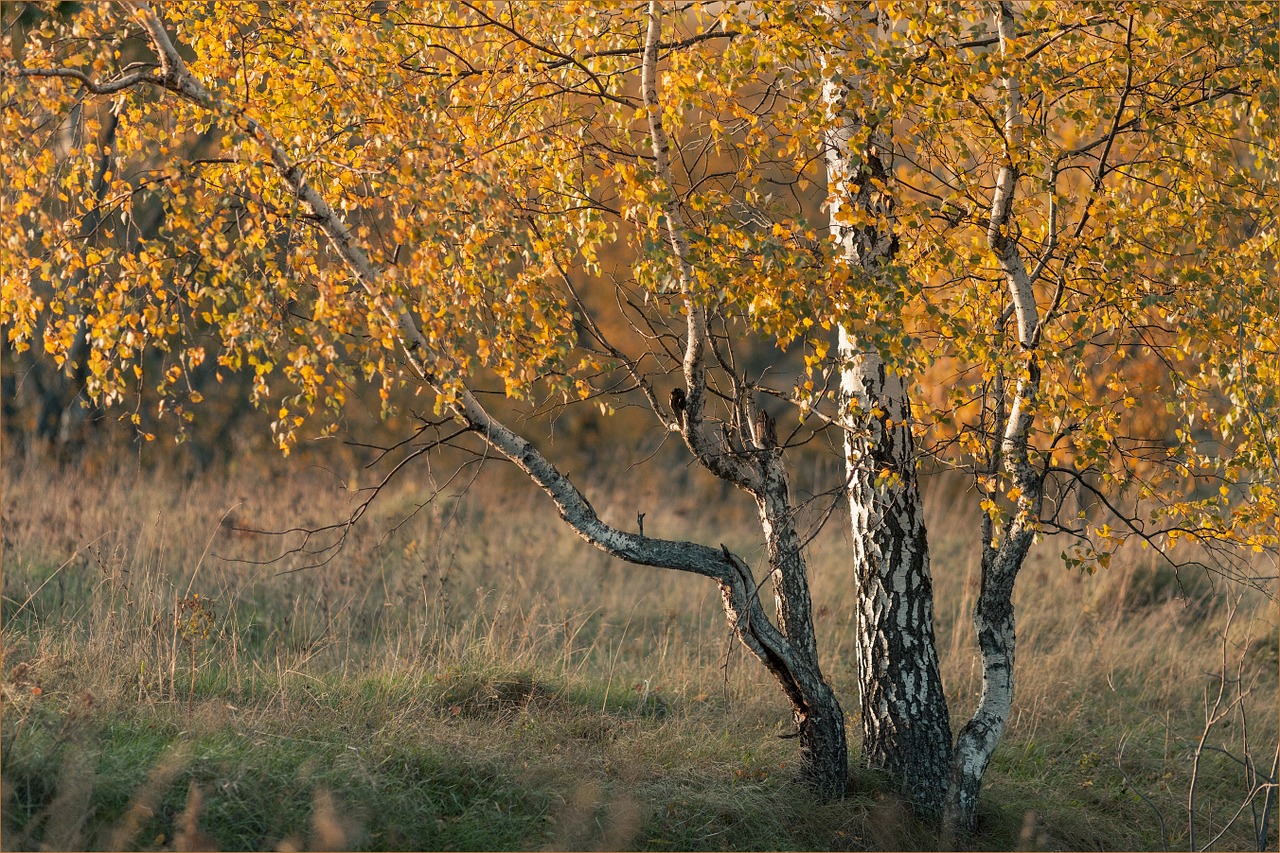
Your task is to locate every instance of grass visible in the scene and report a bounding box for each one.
[2,447,1276,850]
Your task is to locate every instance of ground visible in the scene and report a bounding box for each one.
[3,451,1275,850]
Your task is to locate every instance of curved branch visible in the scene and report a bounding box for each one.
[641,0,761,491]
[11,65,164,94]
[98,2,743,583]
[987,1,1037,349]
[24,9,854,776]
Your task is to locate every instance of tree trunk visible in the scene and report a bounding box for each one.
[823,6,953,812]
[123,0,853,803]
[944,552,1016,835]
[757,445,848,798]
[640,0,848,799]
[797,686,849,799]
[942,3,1047,831]
[942,364,1042,835]
[840,337,952,813]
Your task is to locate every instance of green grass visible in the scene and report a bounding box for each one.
[3,696,553,850]
[2,452,1276,850]
[3,664,899,851]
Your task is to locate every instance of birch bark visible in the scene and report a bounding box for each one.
[642,1,846,795]
[822,8,952,815]
[943,2,1047,833]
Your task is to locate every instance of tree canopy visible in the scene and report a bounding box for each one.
[5,2,1275,571]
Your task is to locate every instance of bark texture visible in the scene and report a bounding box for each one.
[839,337,952,814]
[942,3,1045,833]
[822,10,952,813]
[756,447,847,796]
[642,1,847,797]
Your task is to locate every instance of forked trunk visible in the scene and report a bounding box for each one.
[942,2,1047,831]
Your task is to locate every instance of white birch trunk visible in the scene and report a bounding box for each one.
[942,2,1046,834]
[823,7,952,815]
[643,1,847,796]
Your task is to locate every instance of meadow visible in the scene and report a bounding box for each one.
[2,446,1276,851]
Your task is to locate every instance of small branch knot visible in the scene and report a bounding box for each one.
[669,387,686,427]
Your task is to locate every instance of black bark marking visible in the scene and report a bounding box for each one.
[669,386,686,426]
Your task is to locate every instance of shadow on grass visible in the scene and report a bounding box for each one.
[2,669,995,852]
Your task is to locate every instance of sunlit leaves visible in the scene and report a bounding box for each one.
[3,1,1275,557]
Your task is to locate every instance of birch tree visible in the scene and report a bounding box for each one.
[2,0,853,798]
[813,0,1277,830]
[3,0,1276,834]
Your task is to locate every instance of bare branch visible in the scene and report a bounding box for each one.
[11,65,164,94]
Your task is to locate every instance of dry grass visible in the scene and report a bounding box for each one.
[2,446,1276,850]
